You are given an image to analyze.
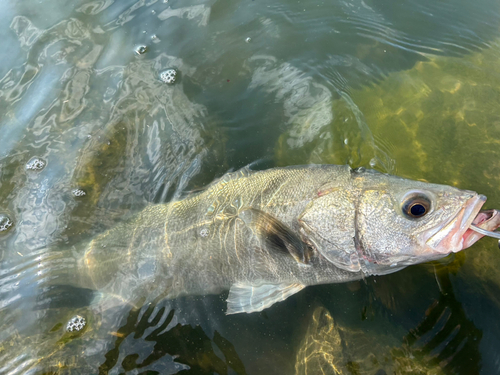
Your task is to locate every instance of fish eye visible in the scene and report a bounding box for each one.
[402,194,431,219]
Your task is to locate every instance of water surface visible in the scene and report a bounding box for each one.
[1,0,500,373]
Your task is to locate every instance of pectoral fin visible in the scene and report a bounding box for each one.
[226,283,305,314]
[240,208,311,264]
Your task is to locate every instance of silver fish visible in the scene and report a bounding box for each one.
[64,165,500,314]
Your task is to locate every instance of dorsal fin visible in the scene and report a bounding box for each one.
[178,166,255,199]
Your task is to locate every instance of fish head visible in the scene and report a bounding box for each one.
[355,169,499,275]
[299,167,500,276]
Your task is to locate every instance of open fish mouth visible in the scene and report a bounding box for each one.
[463,209,500,247]
[426,194,493,254]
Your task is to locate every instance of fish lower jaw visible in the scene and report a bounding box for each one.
[425,218,465,255]
[428,237,463,255]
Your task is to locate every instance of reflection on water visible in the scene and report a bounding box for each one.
[98,303,246,374]
[403,274,482,374]
[1,0,500,373]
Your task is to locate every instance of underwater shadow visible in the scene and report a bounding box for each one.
[99,302,247,375]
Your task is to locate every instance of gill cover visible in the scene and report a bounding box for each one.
[298,185,361,272]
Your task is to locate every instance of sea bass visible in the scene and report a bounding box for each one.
[73,165,500,314]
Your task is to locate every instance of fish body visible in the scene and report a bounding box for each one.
[78,165,500,313]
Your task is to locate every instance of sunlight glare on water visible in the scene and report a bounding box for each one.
[1,0,500,373]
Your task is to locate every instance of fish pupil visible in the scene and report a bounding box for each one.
[410,203,426,217]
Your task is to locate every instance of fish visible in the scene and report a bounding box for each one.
[62,164,500,314]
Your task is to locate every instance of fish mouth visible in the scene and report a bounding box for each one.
[426,194,488,254]
[462,209,500,248]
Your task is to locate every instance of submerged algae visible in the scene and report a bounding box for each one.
[276,40,500,195]
[295,286,481,375]
[1,301,247,374]
[295,305,443,375]
[64,55,227,242]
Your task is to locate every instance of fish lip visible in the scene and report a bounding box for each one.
[426,194,486,254]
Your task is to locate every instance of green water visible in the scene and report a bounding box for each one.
[1,0,500,373]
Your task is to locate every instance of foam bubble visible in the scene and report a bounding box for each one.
[135,45,147,55]
[66,315,86,332]
[0,215,13,233]
[72,188,86,197]
[25,157,46,171]
[160,69,177,84]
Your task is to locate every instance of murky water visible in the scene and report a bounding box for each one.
[1,0,500,373]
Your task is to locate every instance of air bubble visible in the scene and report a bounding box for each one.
[369,158,376,167]
[200,228,209,237]
[66,315,86,332]
[135,45,148,55]
[245,37,252,43]
[344,138,348,145]
[26,157,46,171]
[72,189,86,197]
[0,215,13,233]
[160,69,177,84]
